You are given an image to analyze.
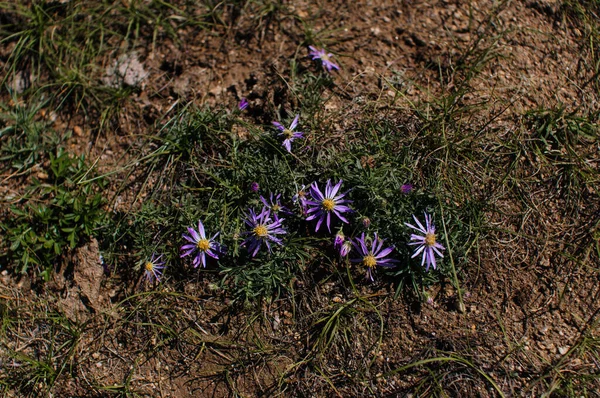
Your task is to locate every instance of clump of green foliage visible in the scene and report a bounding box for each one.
[1,148,106,280]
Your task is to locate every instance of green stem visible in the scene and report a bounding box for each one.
[438,198,464,313]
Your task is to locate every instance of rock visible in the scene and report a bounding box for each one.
[9,70,33,94]
[54,238,109,322]
[103,52,149,88]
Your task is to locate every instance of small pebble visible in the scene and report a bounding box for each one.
[73,126,84,136]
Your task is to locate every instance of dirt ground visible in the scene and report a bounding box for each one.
[1,0,599,396]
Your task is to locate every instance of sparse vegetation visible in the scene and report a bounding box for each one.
[1,0,599,396]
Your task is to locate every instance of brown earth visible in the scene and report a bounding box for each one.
[1,0,599,396]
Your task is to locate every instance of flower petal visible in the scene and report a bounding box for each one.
[333,210,349,224]
[315,214,324,232]
[283,139,292,152]
[375,246,394,259]
[310,182,325,201]
[429,249,437,270]
[330,179,343,198]
[411,244,426,258]
[197,220,206,239]
[187,227,200,242]
[412,215,426,232]
[290,114,300,130]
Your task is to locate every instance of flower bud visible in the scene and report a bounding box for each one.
[334,231,345,249]
[401,184,414,194]
[340,241,352,257]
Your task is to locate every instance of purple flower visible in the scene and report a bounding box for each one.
[242,207,287,256]
[305,179,352,233]
[273,114,304,153]
[340,241,352,257]
[362,217,371,228]
[308,46,340,72]
[250,182,260,192]
[351,233,397,281]
[292,184,309,213]
[238,98,248,111]
[260,193,291,220]
[144,253,166,283]
[405,213,445,271]
[180,220,222,268]
[401,184,414,194]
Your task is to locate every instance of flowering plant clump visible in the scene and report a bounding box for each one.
[144,253,166,283]
[142,171,451,296]
[405,213,445,271]
[180,220,222,268]
[273,115,303,153]
[305,179,352,232]
[133,103,454,297]
[242,207,287,256]
[260,193,291,220]
[351,233,397,281]
[308,46,340,71]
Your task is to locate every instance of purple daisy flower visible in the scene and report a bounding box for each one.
[180,220,222,268]
[305,179,352,233]
[238,97,248,111]
[273,114,304,153]
[250,181,260,192]
[242,207,286,256]
[292,184,309,214]
[351,233,397,281]
[308,46,340,72]
[260,193,292,220]
[144,253,166,283]
[405,213,445,271]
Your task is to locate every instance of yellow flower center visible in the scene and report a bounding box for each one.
[363,255,377,268]
[283,129,294,139]
[272,204,281,213]
[197,239,210,251]
[322,198,335,211]
[145,262,154,271]
[298,190,306,198]
[253,225,268,237]
[425,233,436,247]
